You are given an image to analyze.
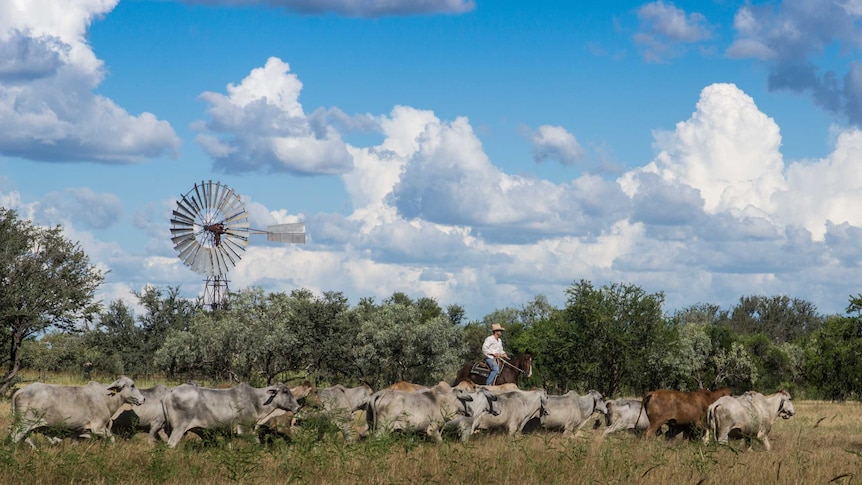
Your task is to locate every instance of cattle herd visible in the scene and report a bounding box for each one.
[7,375,795,451]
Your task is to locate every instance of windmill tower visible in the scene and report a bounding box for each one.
[169,180,305,309]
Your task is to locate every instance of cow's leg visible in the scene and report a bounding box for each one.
[644,419,664,439]
[166,425,188,448]
[760,433,771,451]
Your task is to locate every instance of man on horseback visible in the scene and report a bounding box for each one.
[482,323,508,385]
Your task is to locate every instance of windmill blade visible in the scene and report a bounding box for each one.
[176,196,199,222]
[194,181,208,211]
[172,235,197,252]
[224,209,249,225]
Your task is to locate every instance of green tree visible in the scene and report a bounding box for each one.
[0,209,104,395]
[84,300,146,375]
[803,314,862,400]
[727,295,823,343]
[351,300,464,388]
[533,280,668,396]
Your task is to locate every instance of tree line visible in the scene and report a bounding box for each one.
[2,207,861,400]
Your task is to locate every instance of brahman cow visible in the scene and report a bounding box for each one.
[163,382,300,448]
[542,390,608,436]
[365,384,499,442]
[602,398,650,436]
[705,390,795,450]
[11,375,145,448]
[111,384,171,442]
[471,388,548,437]
[643,387,732,440]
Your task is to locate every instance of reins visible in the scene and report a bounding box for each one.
[501,357,526,374]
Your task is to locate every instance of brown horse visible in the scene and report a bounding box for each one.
[453,353,533,387]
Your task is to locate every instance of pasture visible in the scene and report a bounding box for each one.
[0,392,861,484]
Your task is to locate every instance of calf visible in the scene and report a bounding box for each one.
[542,390,607,436]
[602,398,650,436]
[111,384,171,442]
[643,387,731,439]
[471,388,548,437]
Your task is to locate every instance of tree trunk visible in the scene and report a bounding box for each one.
[0,330,23,396]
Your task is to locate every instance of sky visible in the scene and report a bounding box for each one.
[2,0,862,321]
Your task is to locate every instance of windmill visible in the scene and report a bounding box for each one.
[169,180,306,309]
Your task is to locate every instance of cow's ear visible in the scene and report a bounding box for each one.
[107,385,120,396]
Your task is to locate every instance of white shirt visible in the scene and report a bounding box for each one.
[482,334,505,358]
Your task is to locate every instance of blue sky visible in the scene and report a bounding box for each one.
[2,0,861,320]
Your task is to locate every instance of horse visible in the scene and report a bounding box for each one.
[453,352,533,387]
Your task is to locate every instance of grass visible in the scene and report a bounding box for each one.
[3,376,862,484]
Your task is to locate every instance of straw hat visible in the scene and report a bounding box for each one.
[491,323,505,332]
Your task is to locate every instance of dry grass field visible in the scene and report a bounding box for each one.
[0,385,860,484]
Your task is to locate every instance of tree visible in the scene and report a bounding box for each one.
[0,209,104,395]
[534,280,669,396]
[351,299,465,388]
[727,295,823,343]
[84,300,146,375]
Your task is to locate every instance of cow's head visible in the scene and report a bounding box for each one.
[590,390,608,416]
[777,390,795,419]
[107,375,145,406]
[264,383,301,413]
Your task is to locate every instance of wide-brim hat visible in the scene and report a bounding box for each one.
[491,323,505,332]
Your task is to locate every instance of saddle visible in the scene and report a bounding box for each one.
[469,360,492,378]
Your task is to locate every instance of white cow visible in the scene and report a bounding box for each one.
[542,390,607,436]
[472,388,548,436]
[11,375,145,448]
[111,384,171,442]
[163,382,300,448]
[366,384,499,442]
[308,384,374,441]
[705,390,795,451]
[602,398,650,436]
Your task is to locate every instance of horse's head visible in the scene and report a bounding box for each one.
[520,352,533,378]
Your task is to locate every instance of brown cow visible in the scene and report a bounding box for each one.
[386,381,431,392]
[642,387,731,440]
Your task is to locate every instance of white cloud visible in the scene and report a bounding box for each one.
[38,187,122,230]
[0,0,180,163]
[634,1,714,62]
[391,114,630,240]
[527,124,586,166]
[726,0,862,123]
[621,83,786,217]
[195,57,354,175]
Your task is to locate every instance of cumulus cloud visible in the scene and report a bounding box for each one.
[390,114,630,241]
[525,124,587,166]
[180,0,475,17]
[38,187,122,230]
[194,57,354,175]
[0,0,181,163]
[620,83,786,218]
[726,0,862,124]
[634,1,714,62]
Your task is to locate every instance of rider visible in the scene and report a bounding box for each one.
[482,323,508,385]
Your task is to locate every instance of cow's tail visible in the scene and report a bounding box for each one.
[706,404,718,443]
[365,392,381,433]
[639,392,653,426]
